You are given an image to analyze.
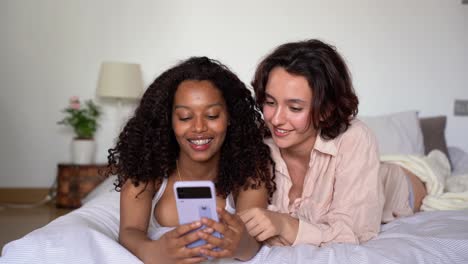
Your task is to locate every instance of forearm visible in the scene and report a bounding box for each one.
[278,213,299,245]
[119,227,159,263]
[234,232,261,261]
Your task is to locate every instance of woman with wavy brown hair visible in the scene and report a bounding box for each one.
[105,57,275,263]
[240,39,427,247]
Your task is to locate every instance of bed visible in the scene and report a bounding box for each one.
[2,111,468,264]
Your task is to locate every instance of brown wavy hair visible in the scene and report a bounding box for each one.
[106,57,275,198]
[252,39,359,140]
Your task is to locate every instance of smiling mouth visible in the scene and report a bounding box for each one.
[273,127,291,137]
[276,128,289,133]
[188,138,213,145]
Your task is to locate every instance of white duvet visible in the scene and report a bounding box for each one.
[2,189,468,264]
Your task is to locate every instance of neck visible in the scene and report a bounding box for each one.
[177,154,220,181]
[280,133,317,164]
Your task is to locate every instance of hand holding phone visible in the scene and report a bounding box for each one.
[173,181,223,249]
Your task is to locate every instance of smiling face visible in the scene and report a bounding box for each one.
[172,80,228,163]
[263,67,317,152]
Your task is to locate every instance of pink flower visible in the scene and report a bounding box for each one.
[69,96,80,109]
[70,102,81,110]
[69,96,79,103]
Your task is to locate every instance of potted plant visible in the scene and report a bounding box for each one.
[58,96,102,164]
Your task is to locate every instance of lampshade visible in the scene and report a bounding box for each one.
[96,62,144,99]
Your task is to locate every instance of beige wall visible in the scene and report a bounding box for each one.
[1,0,467,187]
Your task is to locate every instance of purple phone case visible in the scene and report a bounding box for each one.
[173,181,223,250]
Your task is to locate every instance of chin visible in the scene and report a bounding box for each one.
[272,137,293,150]
[187,152,217,163]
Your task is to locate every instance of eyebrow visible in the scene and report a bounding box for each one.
[265,93,306,104]
[174,103,225,110]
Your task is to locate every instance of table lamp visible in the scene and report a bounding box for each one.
[96,62,144,128]
[97,61,144,100]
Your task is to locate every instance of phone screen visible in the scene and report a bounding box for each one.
[176,186,212,199]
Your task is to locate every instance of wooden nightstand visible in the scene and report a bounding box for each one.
[56,164,108,208]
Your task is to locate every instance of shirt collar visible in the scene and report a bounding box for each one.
[313,131,338,157]
[265,131,338,173]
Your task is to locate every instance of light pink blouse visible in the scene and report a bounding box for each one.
[267,119,385,246]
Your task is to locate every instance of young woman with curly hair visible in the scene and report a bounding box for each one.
[106,57,275,263]
[240,39,427,247]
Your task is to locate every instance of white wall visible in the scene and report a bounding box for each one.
[1,0,467,187]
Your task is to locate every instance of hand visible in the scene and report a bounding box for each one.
[265,235,290,247]
[239,207,287,242]
[197,208,249,260]
[152,221,209,264]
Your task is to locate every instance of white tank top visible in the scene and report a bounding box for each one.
[147,178,236,240]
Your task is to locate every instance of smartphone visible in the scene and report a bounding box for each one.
[173,180,223,249]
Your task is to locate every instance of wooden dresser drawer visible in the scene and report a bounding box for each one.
[56,164,108,208]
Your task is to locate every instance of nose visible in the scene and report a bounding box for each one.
[193,116,207,133]
[271,106,286,126]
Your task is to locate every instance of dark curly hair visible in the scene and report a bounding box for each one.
[252,39,359,140]
[106,56,275,199]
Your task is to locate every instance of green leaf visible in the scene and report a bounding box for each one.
[58,98,101,139]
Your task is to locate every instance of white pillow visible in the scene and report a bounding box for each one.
[81,175,118,204]
[359,111,425,156]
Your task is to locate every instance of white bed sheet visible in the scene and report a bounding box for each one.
[2,189,468,264]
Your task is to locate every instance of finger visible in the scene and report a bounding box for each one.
[256,229,274,242]
[200,248,231,259]
[218,209,244,235]
[217,207,239,226]
[201,217,227,235]
[243,218,259,232]
[197,230,226,248]
[178,256,207,264]
[201,227,214,234]
[247,223,265,238]
[168,221,202,238]
[200,243,216,250]
[238,208,256,222]
[178,228,207,248]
